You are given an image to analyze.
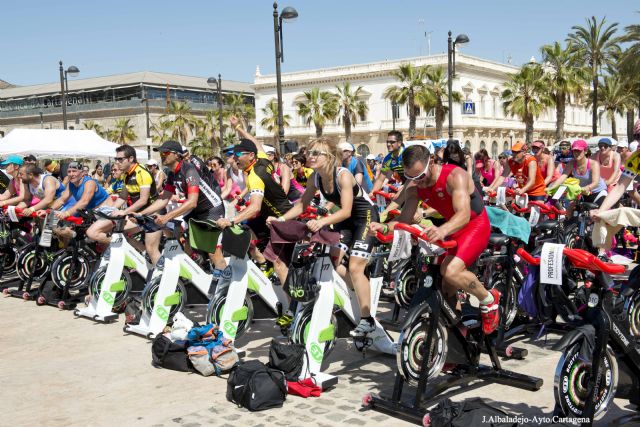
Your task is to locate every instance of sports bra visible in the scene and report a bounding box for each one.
[315,167,374,218]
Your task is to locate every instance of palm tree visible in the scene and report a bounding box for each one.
[567,16,621,136]
[225,93,255,129]
[296,88,338,137]
[587,75,635,140]
[222,132,238,148]
[383,64,426,138]
[151,120,173,144]
[161,101,196,144]
[107,118,137,144]
[188,130,214,158]
[83,120,105,138]
[540,41,591,141]
[335,82,369,141]
[619,20,640,140]
[260,99,291,143]
[416,66,462,138]
[501,64,554,143]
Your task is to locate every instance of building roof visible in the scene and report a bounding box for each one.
[0,71,253,100]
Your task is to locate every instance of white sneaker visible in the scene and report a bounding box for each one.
[350,318,376,337]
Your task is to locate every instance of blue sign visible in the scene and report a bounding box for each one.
[462,101,475,115]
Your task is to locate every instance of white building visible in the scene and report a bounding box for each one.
[253,53,626,158]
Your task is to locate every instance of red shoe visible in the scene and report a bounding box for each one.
[480,289,501,335]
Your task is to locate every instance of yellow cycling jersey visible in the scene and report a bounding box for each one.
[122,163,157,206]
[622,150,640,179]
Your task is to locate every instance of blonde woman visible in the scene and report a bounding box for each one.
[268,137,379,337]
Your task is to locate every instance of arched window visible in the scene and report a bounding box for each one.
[503,141,509,152]
[491,141,498,159]
[465,140,471,152]
[480,140,486,151]
[357,144,370,158]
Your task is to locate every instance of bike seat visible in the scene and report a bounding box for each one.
[532,220,559,233]
[577,201,599,212]
[489,233,510,246]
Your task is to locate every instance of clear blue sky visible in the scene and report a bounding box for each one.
[1,1,638,86]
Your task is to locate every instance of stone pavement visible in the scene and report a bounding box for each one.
[0,295,637,427]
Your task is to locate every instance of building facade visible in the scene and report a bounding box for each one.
[0,72,254,152]
[252,53,626,158]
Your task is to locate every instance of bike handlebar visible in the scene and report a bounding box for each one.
[375,222,457,248]
[3,206,83,224]
[373,191,393,201]
[516,247,625,275]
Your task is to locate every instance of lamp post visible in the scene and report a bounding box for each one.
[58,61,80,130]
[207,74,224,150]
[447,31,469,139]
[273,2,298,154]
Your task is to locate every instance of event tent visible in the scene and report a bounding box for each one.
[0,129,148,161]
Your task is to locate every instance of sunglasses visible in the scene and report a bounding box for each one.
[598,144,609,149]
[386,140,398,145]
[234,151,251,157]
[531,146,541,151]
[403,160,430,181]
[307,150,328,157]
[114,157,127,162]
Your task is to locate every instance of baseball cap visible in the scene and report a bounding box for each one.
[153,140,185,154]
[0,154,24,166]
[263,145,276,154]
[571,139,588,151]
[366,154,376,160]
[499,150,512,157]
[231,138,258,154]
[598,137,613,146]
[617,140,629,149]
[532,140,545,148]
[338,142,355,152]
[511,142,526,152]
[146,159,158,166]
[67,161,82,170]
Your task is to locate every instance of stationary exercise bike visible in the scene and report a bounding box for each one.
[519,247,639,426]
[363,224,543,425]
[206,224,289,341]
[75,210,150,323]
[284,220,397,390]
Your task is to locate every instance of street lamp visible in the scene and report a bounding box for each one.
[447,31,469,139]
[273,2,298,154]
[58,61,80,130]
[207,75,224,150]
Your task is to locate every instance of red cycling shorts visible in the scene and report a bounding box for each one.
[446,208,490,268]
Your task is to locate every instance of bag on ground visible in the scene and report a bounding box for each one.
[227,360,287,411]
[151,334,193,372]
[267,338,305,381]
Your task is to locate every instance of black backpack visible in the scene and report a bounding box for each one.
[267,338,306,382]
[151,334,193,372]
[227,360,287,411]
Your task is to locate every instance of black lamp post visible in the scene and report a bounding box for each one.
[447,32,469,139]
[273,2,298,154]
[59,61,80,130]
[207,74,224,150]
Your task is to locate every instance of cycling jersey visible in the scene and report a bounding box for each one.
[294,168,313,188]
[164,160,224,220]
[381,147,405,182]
[245,153,292,218]
[107,176,124,195]
[508,155,546,197]
[622,150,640,179]
[68,176,109,210]
[123,163,157,207]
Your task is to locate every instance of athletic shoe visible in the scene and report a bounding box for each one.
[349,318,376,337]
[480,289,501,335]
[275,314,293,327]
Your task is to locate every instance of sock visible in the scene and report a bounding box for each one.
[480,293,494,306]
[364,316,374,326]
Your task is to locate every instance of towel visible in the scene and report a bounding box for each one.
[486,206,531,244]
[592,207,640,249]
[546,178,583,201]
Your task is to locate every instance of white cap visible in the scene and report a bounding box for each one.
[263,145,276,154]
[338,142,355,152]
[366,154,376,160]
[146,159,158,166]
[631,140,639,152]
[617,140,629,149]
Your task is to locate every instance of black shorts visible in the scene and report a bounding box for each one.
[247,216,270,248]
[185,205,225,223]
[333,210,379,259]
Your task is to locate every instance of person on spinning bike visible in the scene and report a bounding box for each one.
[370,130,405,198]
[369,144,501,335]
[49,162,109,218]
[86,145,160,263]
[138,140,227,276]
[0,155,31,209]
[486,141,546,201]
[217,116,294,327]
[270,137,380,337]
[20,164,71,216]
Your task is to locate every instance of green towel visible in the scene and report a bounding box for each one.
[486,206,531,244]
[546,180,583,201]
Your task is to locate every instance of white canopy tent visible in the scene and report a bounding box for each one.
[0,129,148,161]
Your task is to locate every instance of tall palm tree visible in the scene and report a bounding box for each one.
[501,64,554,143]
[83,120,105,138]
[296,88,338,137]
[188,130,214,159]
[415,65,462,138]
[335,82,369,142]
[540,41,591,141]
[383,64,426,138]
[260,99,291,143]
[619,19,640,140]
[107,118,137,144]
[151,120,173,144]
[567,16,621,136]
[161,101,196,144]
[587,75,635,140]
[224,93,255,129]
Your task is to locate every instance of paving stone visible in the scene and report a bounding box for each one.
[343,417,367,425]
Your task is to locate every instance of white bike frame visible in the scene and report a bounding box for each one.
[75,231,149,322]
[125,237,211,339]
[215,255,289,340]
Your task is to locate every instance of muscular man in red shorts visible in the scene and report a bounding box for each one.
[370,144,500,334]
